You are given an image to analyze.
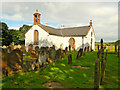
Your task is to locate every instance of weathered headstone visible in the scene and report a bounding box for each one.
[118,46,120,58]
[21,45,26,54]
[2,48,8,76]
[65,47,68,54]
[30,50,36,58]
[68,54,72,64]
[35,46,39,52]
[7,46,11,53]
[7,49,23,72]
[49,47,56,61]
[97,45,99,51]
[38,50,47,68]
[94,58,100,88]
[87,46,89,52]
[76,48,83,59]
[28,44,33,52]
[69,45,71,52]
[55,49,61,61]
[83,47,86,56]
[61,50,65,59]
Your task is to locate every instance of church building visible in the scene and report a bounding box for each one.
[25,10,95,51]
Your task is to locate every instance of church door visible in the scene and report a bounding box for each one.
[69,38,75,50]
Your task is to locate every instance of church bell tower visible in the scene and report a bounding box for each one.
[33,9,40,25]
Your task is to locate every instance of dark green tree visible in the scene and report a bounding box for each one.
[1,22,13,46]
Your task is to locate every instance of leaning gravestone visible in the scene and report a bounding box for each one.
[2,48,8,76]
[30,50,36,58]
[115,45,117,53]
[49,48,56,62]
[61,50,65,59]
[21,45,26,54]
[69,45,71,52]
[7,49,23,72]
[83,47,87,56]
[87,46,89,52]
[55,49,61,61]
[65,47,68,54]
[35,46,39,52]
[76,49,81,59]
[28,44,33,52]
[68,54,72,64]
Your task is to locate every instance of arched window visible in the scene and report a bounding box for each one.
[34,30,39,45]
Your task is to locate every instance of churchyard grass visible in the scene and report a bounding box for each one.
[2,51,118,88]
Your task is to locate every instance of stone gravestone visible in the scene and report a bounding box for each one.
[7,46,11,53]
[9,43,14,50]
[68,54,72,64]
[83,47,86,56]
[38,50,47,68]
[21,45,26,54]
[2,48,8,76]
[69,45,71,53]
[30,50,36,58]
[65,47,68,54]
[55,49,61,61]
[61,50,65,59]
[7,49,23,72]
[76,48,83,59]
[87,46,89,52]
[35,46,39,52]
[49,47,56,62]
[28,44,33,52]
[97,45,99,51]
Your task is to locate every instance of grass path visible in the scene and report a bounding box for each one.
[2,51,118,88]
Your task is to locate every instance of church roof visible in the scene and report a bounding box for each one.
[38,24,91,37]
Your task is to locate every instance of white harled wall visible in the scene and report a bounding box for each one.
[25,25,95,51]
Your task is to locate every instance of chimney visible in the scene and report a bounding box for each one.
[90,20,92,26]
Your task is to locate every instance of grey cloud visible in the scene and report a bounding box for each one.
[1,2,118,42]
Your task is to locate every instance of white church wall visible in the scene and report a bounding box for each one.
[84,27,95,50]
[25,25,95,51]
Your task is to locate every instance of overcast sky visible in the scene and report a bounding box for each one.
[1,1,119,42]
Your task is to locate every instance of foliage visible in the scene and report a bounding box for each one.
[1,22,32,46]
[1,22,13,46]
[2,51,118,88]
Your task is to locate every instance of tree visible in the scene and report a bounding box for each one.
[1,22,13,46]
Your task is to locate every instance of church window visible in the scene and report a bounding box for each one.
[34,30,39,45]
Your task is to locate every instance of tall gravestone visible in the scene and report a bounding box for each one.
[55,49,61,61]
[28,44,33,52]
[61,50,65,59]
[68,54,72,64]
[69,45,71,53]
[65,47,68,54]
[7,49,23,72]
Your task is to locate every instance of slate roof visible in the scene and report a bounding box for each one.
[38,24,91,37]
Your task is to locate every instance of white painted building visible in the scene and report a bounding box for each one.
[25,10,95,51]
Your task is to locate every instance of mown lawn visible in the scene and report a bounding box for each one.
[2,51,119,88]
